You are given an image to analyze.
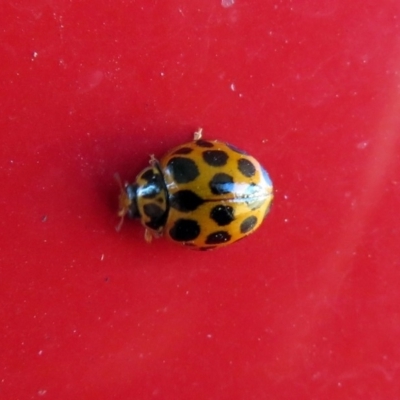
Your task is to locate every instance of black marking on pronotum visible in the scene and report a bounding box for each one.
[167,157,199,184]
[143,203,164,219]
[169,219,201,241]
[140,169,155,181]
[138,169,164,199]
[202,150,229,167]
[143,203,167,230]
[140,183,161,199]
[170,190,205,212]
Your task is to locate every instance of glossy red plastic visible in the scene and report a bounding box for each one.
[1,1,400,399]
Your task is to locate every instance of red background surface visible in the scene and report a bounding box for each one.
[1,1,400,399]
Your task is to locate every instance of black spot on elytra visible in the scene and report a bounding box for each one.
[167,157,199,184]
[209,173,234,195]
[205,231,231,244]
[226,142,248,155]
[143,204,166,230]
[169,219,200,241]
[210,205,234,226]
[173,147,193,155]
[170,190,204,212]
[238,158,256,178]
[202,150,229,167]
[196,140,214,148]
[240,216,258,234]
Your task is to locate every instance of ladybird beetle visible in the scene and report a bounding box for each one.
[117,129,273,250]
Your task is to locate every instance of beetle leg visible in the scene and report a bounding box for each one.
[144,228,153,243]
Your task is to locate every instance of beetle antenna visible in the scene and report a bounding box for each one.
[115,214,125,232]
